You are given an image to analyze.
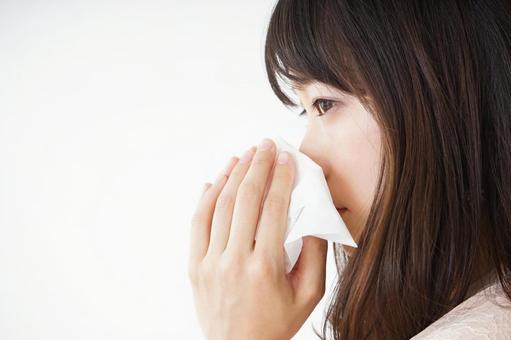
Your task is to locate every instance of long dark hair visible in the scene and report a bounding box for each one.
[264,0,511,339]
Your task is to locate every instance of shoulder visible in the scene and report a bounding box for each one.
[411,282,511,340]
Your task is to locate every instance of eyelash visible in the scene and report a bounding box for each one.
[298,98,337,117]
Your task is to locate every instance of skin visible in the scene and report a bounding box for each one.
[296,81,495,299]
[188,79,497,338]
[188,80,382,339]
[295,80,382,250]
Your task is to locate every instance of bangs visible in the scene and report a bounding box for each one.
[264,0,361,108]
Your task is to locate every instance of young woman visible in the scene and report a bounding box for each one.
[189,0,511,339]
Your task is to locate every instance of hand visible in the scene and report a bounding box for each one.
[188,138,328,340]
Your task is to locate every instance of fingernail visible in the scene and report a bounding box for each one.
[240,146,256,163]
[277,151,289,164]
[258,138,273,151]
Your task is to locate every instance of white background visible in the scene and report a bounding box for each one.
[0,1,340,339]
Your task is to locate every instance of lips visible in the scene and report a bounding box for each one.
[336,207,347,213]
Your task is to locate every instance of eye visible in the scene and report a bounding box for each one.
[312,98,337,116]
[298,98,338,118]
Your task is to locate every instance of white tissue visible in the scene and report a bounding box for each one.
[253,135,357,274]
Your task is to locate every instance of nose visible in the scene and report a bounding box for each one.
[298,131,330,178]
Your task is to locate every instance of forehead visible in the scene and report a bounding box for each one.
[290,78,316,91]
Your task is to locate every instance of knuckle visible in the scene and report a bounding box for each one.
[237,180,259,198]
[273,168,292,183]
[253,154,271,166]
[215,193,235,210]
[198,258,215,281]
[218,255,243,279]
[247,257,275,279]
[264,195,287,213]
[190,210,206,226]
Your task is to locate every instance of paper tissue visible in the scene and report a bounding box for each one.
[253,135,357,274]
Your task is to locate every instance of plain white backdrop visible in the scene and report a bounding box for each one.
[0,1,341,339]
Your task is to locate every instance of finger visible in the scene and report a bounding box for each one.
[227,138,277,254]
[189,156,237,268]
[202,182,212,194]
[295,236,328,306]
[254,150,295,260]
[207,146,256,255]
[194,182,212,204]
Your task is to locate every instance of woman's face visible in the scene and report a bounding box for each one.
[294,80,382,252]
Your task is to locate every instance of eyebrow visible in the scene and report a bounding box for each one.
[290,79,312,91]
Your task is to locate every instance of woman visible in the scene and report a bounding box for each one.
[188,0,511,339]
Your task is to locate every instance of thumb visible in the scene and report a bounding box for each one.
[294,236,328,304]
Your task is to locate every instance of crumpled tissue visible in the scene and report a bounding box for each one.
[253,135,357,274]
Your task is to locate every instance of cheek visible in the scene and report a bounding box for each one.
[346,130,381,210]
[329,121,382,238]
[352,110,380,180]
[336,145,381,243]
